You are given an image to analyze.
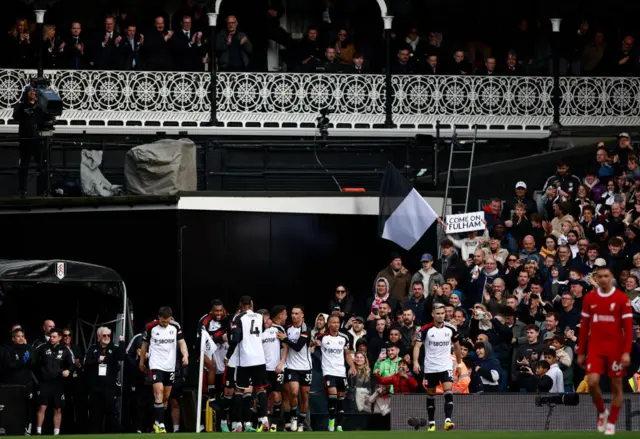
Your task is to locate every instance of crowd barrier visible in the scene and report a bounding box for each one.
[391,393,640,431]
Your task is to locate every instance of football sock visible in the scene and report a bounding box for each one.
[337,396,345,426]
[231,393,243,423]
[426,394,435,424]
[444,390,454,420]
[328,394,337,420]
[608,406,621,425]
[256,389,268,418]
[593,396,606,414]
[154,403,165,426]
[242,393,253,424]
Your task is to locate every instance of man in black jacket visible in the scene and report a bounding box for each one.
[125,328,152,433]
[512,325,545,392]
[12,87,49,197]
[2,328,34,435]
[85,327,125,433]
[33,328,74,435]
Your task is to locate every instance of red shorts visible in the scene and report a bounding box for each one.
[586,353,627,378]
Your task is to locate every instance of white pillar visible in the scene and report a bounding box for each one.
[34,10,46,24]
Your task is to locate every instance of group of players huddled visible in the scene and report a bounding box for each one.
[139,266,633,435]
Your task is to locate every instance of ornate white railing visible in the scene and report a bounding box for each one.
[0,69,638,132]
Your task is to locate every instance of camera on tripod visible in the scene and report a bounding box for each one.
[29,77,62,136]
[316,107,331,141]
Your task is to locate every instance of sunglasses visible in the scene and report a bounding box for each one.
[62,334,71,337]
[336,290,346,293]
[102,334,112,338]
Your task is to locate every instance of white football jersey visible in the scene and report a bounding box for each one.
[262,324,285,371]
[285,323,312,371]
[417,322,460,373]
[231,310,266,367]
[319,332,351,378]
[144,320,183,372]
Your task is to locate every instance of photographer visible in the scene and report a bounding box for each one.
[12,86,49,197]
[519,360,553,392]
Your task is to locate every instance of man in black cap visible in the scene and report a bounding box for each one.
[12,85,49,197]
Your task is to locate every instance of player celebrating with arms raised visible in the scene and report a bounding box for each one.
[413,303,463,431]
[317,316,356,432]
[577,266,633,435]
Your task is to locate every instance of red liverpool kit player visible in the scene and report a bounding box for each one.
[577,266,633,436]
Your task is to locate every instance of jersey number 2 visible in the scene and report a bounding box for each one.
[249,319,260,336]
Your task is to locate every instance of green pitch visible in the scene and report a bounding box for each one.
[7,432,637,438]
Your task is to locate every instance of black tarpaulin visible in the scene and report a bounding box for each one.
[0,259,122,285]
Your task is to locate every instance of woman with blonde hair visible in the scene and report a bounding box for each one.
[348,351,373,413]
[7,18,33,67]
[42,24,65,68]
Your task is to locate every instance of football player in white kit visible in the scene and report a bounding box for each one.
[258,306,288,431]
[226,296,270,432]
[277,305,312,431]
[317,316,356,432]
[139,307,189,434]
[413,303,463,431]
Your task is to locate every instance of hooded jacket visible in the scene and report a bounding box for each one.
[483,204,501,231]
[366,278,399,314]
[471,341,501,392]
[374,264,412,302]
[411,268,445,297]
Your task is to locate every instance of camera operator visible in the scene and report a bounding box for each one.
[12,86,50,197]
[84,327,125,433]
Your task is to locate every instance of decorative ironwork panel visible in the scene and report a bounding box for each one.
[560,77,640,126]
[0,69,638,130]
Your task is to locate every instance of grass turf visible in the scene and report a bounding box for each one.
[10,432,637,438]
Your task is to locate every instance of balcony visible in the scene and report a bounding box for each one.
[0,69,638,138]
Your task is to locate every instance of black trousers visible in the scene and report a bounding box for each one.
[88,388,118,433]
[18,138,46,195]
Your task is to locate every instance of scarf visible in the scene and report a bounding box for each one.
[406,36,419,51]
[372,277,390,312]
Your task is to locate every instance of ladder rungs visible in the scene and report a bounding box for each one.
[447,186,468,189]
[447,203,467,207]
[449,168,470,171]
[452,150,474,154]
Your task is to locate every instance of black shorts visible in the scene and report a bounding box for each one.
[150,369,175,386]
[214,373,225,395]
[267,370,284,393]
[324,375,348,393]
[284,369,312,387]
[224,367,236,389]
[37,381,65,409]
[235,365,268,390]
[424,370,453,388]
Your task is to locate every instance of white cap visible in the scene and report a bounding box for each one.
[515,181,527,189]
[619,132,631,139]
[594,258,607,267]
[595,224,605,234]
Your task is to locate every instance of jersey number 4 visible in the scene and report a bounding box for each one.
[249,319,260,336]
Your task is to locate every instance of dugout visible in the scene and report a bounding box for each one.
[0,259,132,435]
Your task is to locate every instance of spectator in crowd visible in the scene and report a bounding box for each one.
[470,341,501,392]
[503,50,526,75]
[581,29,607,75]
[448,50,472,75]
[446,222,488,261]
[374,254,411,303]
[392,47,413,74]
[434,239,467,278]
[348,351,372,412]
[318,46,341,73]
[172,15,204,72]
[61,329,84,434]
[65,21,87,69]
[42,24,65,69]
[2,328,34,435]
[403,281,427,326]
[404,27,428,71]
[367,278,398,319]
[424,54,442,74]
[607,35,637,76]
[483,198,502,232]
[216,15,252,72]
[145,16,174,71]
[344,316,367,346]
[550,335,574,392]
[343,52,368,73]
[120,24,143,70]
[411,253,445,296]
[542,348,564,393]
[92,15,121,70]
[513,325,545,392]
[376,359,417,393]
[483,235,509,265]
[477,56,497,75]
[334,29,355,65]
[295,27,322,72]
[33,320,56,350]
[556,292,581,330]
[525,360,553,392]
[6,18,33,68]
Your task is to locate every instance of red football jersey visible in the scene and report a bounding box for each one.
[577,288,634,356]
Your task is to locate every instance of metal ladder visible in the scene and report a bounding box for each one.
[442,126,478,216]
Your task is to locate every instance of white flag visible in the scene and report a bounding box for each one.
[200,328,217,360]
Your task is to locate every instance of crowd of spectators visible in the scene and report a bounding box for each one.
[2,0,640,75]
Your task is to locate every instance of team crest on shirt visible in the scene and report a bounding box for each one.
[610,303,616,311]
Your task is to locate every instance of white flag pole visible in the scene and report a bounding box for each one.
[195,328,207,433]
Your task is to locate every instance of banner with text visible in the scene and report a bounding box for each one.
[445,211,484,233]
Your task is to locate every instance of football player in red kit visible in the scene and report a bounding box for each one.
[577,266,633,436]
